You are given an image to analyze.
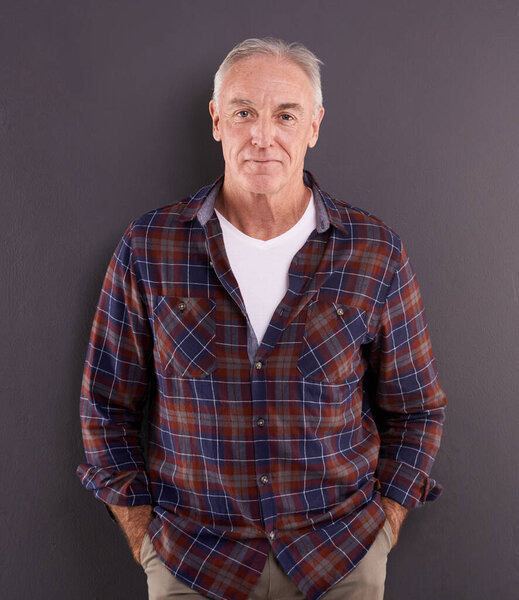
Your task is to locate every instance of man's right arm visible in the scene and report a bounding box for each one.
[76,223,154,524]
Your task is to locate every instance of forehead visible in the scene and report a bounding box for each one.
[219,55,314,105]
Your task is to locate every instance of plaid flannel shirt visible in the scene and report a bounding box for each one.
[77,171,446,600]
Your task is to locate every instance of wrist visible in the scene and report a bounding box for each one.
[109,504,153,564]
[380,497,408,547]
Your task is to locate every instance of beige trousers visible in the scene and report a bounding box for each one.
[140,519,393,600]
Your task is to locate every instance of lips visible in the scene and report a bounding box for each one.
[245,159,281,164]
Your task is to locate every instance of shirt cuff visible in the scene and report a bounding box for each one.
[376,458,443,510]
[76,463,153,508]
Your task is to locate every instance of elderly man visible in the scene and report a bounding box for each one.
[77,38,446,600]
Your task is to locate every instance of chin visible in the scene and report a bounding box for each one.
[240,172,285,196]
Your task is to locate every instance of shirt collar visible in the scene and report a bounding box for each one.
[177,170,348,234]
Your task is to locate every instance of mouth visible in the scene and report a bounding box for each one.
[246,159,281,164]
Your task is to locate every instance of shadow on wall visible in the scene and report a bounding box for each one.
[166,79,225,196]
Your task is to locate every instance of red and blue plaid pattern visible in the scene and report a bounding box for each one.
[77,171,446,600]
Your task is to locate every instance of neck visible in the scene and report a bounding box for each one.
[215,177,311,241]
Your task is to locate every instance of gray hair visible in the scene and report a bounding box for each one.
[212,37,324,113]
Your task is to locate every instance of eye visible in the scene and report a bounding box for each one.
[280,113,294,121]
[237,110,249,118]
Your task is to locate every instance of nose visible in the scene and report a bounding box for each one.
[250,115,274,148]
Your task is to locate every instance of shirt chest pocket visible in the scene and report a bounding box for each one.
[297,301,368,383]
[153,296,216,378]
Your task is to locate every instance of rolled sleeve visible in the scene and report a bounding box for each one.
[76,223,153,509]
[370,243,447,510]
[376,458,443,508]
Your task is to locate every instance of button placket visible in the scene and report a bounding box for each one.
[250,347,276,533]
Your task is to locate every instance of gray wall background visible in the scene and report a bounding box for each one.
[2,1,518,598]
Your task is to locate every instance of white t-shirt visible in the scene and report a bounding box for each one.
[215,191,316,344]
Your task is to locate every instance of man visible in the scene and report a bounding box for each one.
[77,38,446,600]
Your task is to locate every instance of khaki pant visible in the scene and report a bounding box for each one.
[140,519,393,600]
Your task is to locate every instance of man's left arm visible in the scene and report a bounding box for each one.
[369,242,447,547]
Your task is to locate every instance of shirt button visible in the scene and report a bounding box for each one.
[177,301,186,311]
[209,260,213,268]
[269,531,276,540]
[336,307,344,316]
[260,475,269,485]
[256,418,265,427]
[254,361,263,370]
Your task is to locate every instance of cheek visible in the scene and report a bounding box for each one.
[222,130,250,159]
[281,134,309,159]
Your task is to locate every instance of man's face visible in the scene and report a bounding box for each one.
[209,55,324,197]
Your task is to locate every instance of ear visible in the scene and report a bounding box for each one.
[308,106,325,149]
[209,99,221,142]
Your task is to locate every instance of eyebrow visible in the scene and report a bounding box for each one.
[228,98,304,113]
[229,98,254,107]
[277,102,304,112]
